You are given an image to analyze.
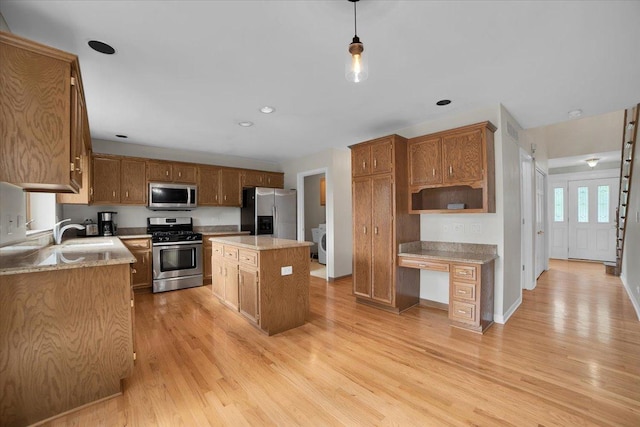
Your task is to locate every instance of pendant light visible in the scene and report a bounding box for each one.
[346,0,368,83]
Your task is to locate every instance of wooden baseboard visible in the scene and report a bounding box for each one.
[419,298,448,312]
[328,274,352,283]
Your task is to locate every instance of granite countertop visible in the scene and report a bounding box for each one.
[200,231,251,236]
[398,241,498,264]
[209,235,313,251]
[0,237,136,276]
[118,234,152,239]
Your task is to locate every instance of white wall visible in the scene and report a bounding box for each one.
[0,182,26,245]
[62,204,240,229]
[281,148,352,279]
[621,122,640,319]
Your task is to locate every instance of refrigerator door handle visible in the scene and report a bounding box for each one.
[273,205,277,237]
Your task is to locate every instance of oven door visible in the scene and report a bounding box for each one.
[152,241,203,280]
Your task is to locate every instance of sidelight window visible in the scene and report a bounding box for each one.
[554,187,564,222]
[597,185,609,223]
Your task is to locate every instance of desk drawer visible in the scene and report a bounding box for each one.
[450,300,477,324]
[239,249,258,267]
[452,264,477,281]
[224,246,239,260]
[452,282,476,302]
[398,257,449,272]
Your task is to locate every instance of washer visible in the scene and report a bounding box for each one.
[318,224,327,265]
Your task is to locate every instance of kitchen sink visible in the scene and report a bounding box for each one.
[61,238,114,249]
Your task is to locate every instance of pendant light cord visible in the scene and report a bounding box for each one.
[353,0,358,36]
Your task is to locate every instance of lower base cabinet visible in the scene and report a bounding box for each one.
[122,238,152,292]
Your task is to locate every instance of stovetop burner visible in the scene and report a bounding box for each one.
[147,217,202,244]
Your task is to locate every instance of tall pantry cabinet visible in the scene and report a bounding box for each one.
[350,135,420,312]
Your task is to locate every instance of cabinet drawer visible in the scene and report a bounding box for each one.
[452,282,476,302]
[450,300,477,323]
[211,243,224,257]
[398,257,449,272]
[123,238,150,250]
[223,246,239,260]
[239,249,258,267]
[452,264,477,281]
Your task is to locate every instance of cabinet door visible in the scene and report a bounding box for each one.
[147,161,172,182]
[352,145,371,177]
[121,159,146,204]
[69,69,84,190]
[442,129,484,184]
[173,164,197,183]
[371,175,394,304]
[242,170,265,187]
[409,137,442,186]
[352,177,372,298]
[131,250,151,290]
[211,254,225,299]
[239,266,259,324]
[219,169,241,206]
[371,139,393,175]
[224,261,239,310]
[57,150,93,204]
[93,156,120,204]
[198,166,221,206]
[264,172,284,189]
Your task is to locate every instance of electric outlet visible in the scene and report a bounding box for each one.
[281,266,293,276]
[470,223,481,233]
[636,211,640,223]
[443,224,450,232]
[453,223,464,233]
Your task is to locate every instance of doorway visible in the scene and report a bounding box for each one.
[297,168,328,280]
[520,149,535,290]
[535,168,547,278]
[568,178,619,262]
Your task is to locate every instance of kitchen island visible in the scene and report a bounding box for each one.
[209,236,312,335]
[0,237,135,426]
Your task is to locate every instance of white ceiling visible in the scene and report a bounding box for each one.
[1,1,639,164]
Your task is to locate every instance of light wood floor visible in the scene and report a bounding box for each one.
[48,259,640,426]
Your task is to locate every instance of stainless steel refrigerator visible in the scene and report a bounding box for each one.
[241,188,297,239]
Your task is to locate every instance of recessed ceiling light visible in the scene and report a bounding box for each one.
[436,99,452,106]
[260,106,275,114]
[568,109,582,118]
[88,40,116,55]
[115,134,128,138]
[238,121,254,127]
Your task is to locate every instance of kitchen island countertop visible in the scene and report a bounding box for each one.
[209,235,312,251]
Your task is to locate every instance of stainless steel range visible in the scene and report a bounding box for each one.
[147,217,203,293]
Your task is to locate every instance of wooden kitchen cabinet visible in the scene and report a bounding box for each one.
[198,165,221,206]
[123,238,152,292]
[223,260,239,310]
[0,31,91,192]
[242,170,285,189]
[219,168,242,206]
[147,160,197,184]
[93,154,146,205]
[408,121,496,213]
[57,150,93,204]
[448,261,495,333]
[238,249,260,324]
[350,135,420,312]
[211,243,225,298]
[92,156,121,204]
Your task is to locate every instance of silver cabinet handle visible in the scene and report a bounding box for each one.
[373,158,377,168]
[375,226,378,235]
[432,168,435,176]
[449,165,453,175]
[363,226,367,234]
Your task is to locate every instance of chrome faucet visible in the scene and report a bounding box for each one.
[53,219,85,245]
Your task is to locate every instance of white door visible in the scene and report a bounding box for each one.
[520,149,534,290]
[535,169,546,278]
[568,178,618,262]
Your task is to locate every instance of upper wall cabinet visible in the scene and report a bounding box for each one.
[147,161,197,184]
[0,31,91,192]
[407,121,496,213]
[351,138,393,177]
[242,170,284,189]
[93,154,146,205]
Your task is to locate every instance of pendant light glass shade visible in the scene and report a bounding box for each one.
[346,0,368,83]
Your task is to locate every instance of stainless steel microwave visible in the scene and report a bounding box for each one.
[148,182,197,210]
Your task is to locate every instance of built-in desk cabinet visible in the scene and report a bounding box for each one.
[408,121,496,213]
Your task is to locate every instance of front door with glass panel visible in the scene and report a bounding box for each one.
[568,178,618,262]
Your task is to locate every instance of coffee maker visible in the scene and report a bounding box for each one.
[98,211,118,236]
